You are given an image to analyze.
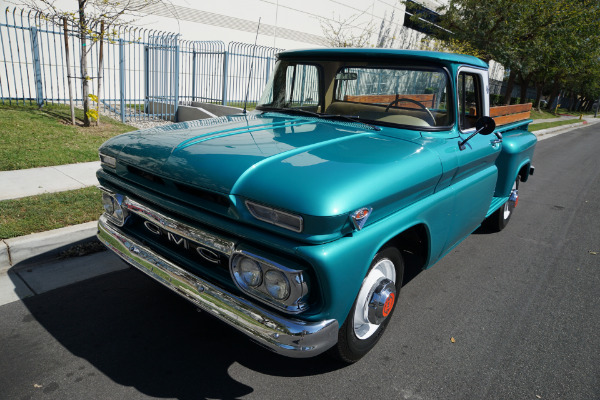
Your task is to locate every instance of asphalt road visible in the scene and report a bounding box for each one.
[1,124,599,400]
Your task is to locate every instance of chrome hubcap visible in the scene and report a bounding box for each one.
[353,258,396,340]
[505,181,518,220]
[503,201,511,219]
[367,279,396,325]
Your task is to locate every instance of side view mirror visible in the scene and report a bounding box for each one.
[475,116,496,135]
[459,116,498,150]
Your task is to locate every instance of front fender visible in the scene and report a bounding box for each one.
[295,182,456,325]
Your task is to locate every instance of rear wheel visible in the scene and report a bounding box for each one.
[489,177,519,231]
[330,247,404,363]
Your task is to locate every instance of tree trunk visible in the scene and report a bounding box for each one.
[567,92,576,112]
[96,21,105,126]
[534,81,543,110]
[79,0,90,127]
[62,18,75,125]
[546,78,561,110]
[502,69,516,105]
[518,72,531,104]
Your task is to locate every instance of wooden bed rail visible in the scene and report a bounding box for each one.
[489,103,532,126]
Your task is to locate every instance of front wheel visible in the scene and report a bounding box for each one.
[330,247,404,363]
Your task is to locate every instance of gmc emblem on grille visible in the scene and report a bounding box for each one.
[143,221,221,264]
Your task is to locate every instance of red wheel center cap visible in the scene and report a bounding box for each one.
[382,293,395,317]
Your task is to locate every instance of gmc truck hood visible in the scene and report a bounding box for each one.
[101,113,441,217]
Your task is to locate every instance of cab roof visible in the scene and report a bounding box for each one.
[278,48,488,69]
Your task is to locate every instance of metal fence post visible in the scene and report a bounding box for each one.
[222,50,228,106]
[191,50,197,102]
[265,57,271,84]
[144,46,149,114]
[173,44,180,121]
[119,38,125,123]
[29,27,43,107]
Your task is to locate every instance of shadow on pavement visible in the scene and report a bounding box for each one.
[16,268,346,399]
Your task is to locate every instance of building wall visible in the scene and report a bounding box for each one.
[3,0,422,49]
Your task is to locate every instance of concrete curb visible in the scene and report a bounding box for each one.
[533,118,600,138]
[0,221,98,272]
[0,241,9,273]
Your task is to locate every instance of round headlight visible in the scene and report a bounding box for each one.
[239,258,262,287]
[264,270,290,300]
[102,193,114,214]
[114,207,124,221]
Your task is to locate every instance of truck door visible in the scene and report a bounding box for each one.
[447,67,501,245]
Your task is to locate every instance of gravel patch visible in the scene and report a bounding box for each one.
[125,118,174,130]
[100,106,174,130]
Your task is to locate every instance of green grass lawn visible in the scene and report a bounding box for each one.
[0,187,102,239]
[555,107,597,116]
[0,102,136,171]
[528,118,582,132]
[530,108,558,120]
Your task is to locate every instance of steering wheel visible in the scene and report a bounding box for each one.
[385,97,436,126]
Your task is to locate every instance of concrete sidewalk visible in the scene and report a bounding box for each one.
[0,161,100,201]
[1,117,599,306]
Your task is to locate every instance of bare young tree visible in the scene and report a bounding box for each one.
[320,8,422,50]
[375,10,400,48]
[319,11,376,48]
[19,0,170,126]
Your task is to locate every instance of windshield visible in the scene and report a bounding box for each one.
[257,62,321,109]
[257,60,452,129]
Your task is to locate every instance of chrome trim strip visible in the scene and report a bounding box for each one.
[97,215,339,358]
[109,190,236,256]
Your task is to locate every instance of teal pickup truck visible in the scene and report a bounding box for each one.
[97,48,536,363]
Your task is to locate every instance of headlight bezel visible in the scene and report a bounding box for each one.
[100,187,129,226]
[230,250,309,313]
[245,200,304,233]
[99,152,117,169]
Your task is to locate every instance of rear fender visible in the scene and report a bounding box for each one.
[494,129,537,196]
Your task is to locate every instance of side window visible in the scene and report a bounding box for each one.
[458,72,483,130]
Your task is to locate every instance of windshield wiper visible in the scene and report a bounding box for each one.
[260,107,381,131]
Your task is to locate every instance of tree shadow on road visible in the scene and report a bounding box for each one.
[14,268,347,399]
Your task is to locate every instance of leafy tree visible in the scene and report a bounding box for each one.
[19,0,170,126]
[412,0,600,108]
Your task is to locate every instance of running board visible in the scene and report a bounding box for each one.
[486,196,509,218]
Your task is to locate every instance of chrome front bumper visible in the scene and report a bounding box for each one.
[97,215,339,358]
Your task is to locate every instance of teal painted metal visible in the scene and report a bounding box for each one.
[97,49,538,347]
[278,48,488,69]
[494,127,537,196]
[486,196,510,218]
